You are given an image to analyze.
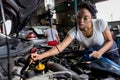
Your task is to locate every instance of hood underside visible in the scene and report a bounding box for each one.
[0,0,41,34]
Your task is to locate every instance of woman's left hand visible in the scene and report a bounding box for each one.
[89,51,102,58]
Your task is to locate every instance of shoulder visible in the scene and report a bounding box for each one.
[93,18,107,25]
[46,28,50,31]
[45,28,50,33]
[69,27,76,31]
[68,27,76,34]
[93,18,108,32]
[93,18,107,23]
[68,27,76,39]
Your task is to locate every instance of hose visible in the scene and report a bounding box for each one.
[46,61,80,80]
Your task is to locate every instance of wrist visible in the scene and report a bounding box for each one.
[39,53,46,60]
[98,50,104,55]
[38,54,42,60]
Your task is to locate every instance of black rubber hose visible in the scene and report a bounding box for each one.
[46,62,80,80]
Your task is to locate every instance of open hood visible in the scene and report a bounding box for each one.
[0,0,41,35]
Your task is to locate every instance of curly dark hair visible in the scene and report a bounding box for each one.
[78,1,98,17]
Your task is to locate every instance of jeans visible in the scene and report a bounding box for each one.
[85,41,120,65]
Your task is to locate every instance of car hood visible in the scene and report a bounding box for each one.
[0,0,41,34]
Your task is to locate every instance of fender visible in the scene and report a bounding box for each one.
[88,57,120,77]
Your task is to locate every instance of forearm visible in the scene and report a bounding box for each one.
[98,40,113,55]
[98,26,114,55]
[39,35,73,60]
[40,44,64,59]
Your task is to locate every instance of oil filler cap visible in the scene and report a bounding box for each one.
[35,63,45,71]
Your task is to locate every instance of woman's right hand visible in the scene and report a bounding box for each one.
[31,53,41,61]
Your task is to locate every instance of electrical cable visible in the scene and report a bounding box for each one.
[48,8,60,53]
[12,73,26,80]
[50,28,60,53]
[74,0,79,50]
[48,0,78,53]
[0,0,11,80]
[0,64,7,74]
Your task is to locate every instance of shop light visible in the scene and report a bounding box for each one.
[44,0,55,10]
